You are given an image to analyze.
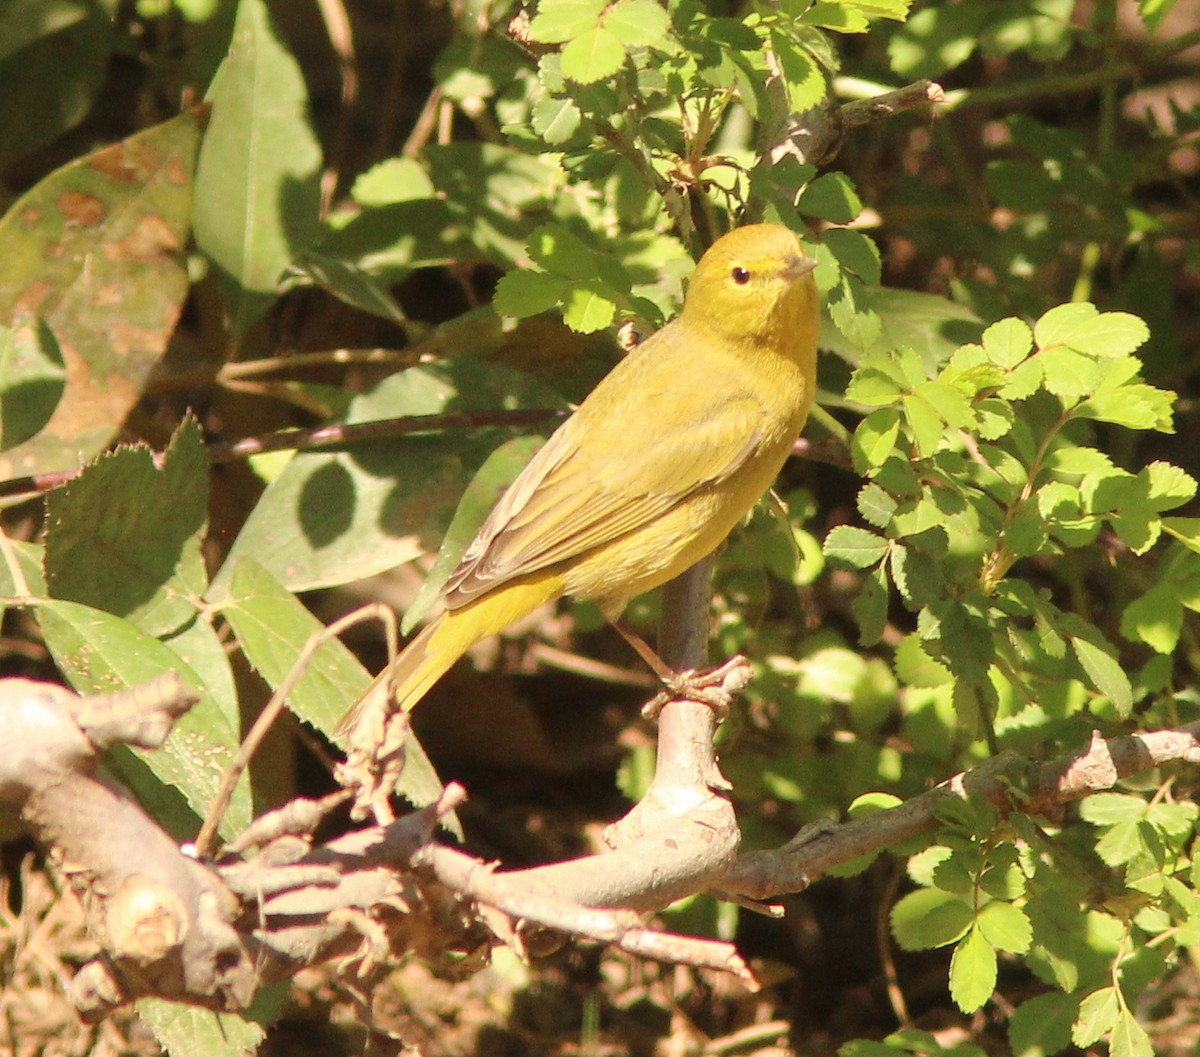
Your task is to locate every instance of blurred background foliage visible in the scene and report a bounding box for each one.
[1,0,1199,1055]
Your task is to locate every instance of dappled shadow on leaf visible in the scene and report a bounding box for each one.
[298,458,356,548]
[1,377,63,449]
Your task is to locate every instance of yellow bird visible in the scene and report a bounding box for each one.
[339,223,820,735]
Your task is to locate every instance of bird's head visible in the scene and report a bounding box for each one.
[680,224,819,354]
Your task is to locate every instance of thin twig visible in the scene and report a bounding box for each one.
[195,604,399,857]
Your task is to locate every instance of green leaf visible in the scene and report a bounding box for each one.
[0,319,65,449]
[0,0,114,168]
[1070,634,1132,716]
[857,482,898,528]
[562,284,617,332]
[797,173,863,224]
[976,901,1032,954]
[1110,1010,1154,1057]
[531,96,583,145]
[37,599,250,837]
[288,252,409,326]
[604,0,672,47]
[854,564,889,646]
[982,317,1033,368]
[888,2,986,78]
[405,434,546,632]
[851,408,902,472]
[0,108,203,478]
[1080,792,1147,826]
[825,525,888,569]
[208,363,564,599]
[528,0,606,43]
[1120,583,1182,653]
[351,156,435,205]
[1093,819,1145,866]
[823,228,882,286]
[1008,991,1080,1057]
[137,991,280,1057]
[222,559,451,820]
[895,633,953,688]
[44,417,208,637]
[891,887,973,950]
[560,26,626,84]
[1038,346,1101,402]
[193,0,323,336]
[493,269,569,318]
[1034,302,1099,350]
[1072,986,1121,1047]
[901,393,945,458]
[949,925,997,1013]
[1037,305,1149,359]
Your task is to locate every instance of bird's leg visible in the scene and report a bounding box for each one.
[609,622,751,719]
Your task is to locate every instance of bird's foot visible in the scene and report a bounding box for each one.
[642,654,753,720]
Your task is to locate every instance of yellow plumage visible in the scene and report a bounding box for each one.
[338,223,820,733]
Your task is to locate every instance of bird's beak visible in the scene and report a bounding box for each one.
[784,254,819,279]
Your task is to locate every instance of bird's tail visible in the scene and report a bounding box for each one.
[335,577,561,738]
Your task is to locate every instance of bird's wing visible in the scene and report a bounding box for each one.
[443,384,772,606]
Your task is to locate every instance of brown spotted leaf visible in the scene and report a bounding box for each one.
[0,105,206,479]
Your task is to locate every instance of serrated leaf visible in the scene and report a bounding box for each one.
[857,482,898,527]
[851,407,902,472]
[949,926,997,1013]
[1070,634,1132,716]
[561,26,626,84]
[902,393,945,458]
[1094,819,1145,866]
[982,317,1033,368]
[1072,986,1121,1047]
[528,0,607,43]
[562,284,617,332]
[977,901,1032,954]
[137,997,274,1057]
[1120,583,1182,653]
[493,269,568,318]
[1041,306,1149,359]
[797,172,863,224]
[1080,792,1147,826]
[1039,346,1102,402]
[1008,991,1080,1057]
[854,564,889,645]
[891,887,973,950]
[194,0,322,336]
[604,0,672,47]
[531,95,583,144]
[37,599,250,837]
[825,525,888,568]
[1035,302,1099,350]
[44,417,208,636]
[823,228,882,286]
[1110,1010,1154,1057]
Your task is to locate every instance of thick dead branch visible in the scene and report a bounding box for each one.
[0,678,255,1022]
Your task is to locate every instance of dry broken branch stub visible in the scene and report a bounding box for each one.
[0,677,257,1021]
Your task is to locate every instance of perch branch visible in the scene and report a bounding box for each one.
[720,724,1200,902]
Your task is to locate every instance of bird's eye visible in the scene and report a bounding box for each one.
[731,266,751,285]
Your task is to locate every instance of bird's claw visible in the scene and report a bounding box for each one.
[641,654,753,720]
